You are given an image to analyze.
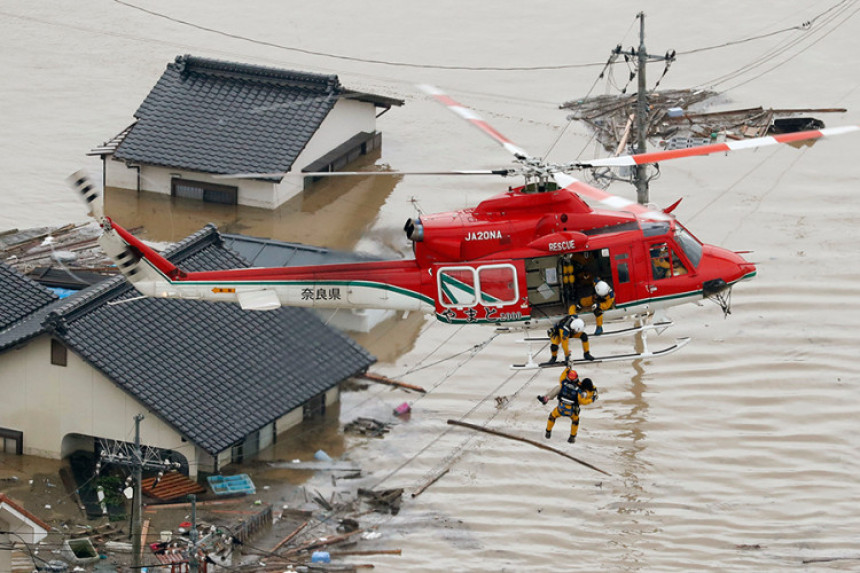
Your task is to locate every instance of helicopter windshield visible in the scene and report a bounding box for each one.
[674,226,703,268]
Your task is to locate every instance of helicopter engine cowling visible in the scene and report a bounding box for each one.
[404,217,424,242]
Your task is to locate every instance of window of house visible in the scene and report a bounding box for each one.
[0,428,23,455]
[171,178,238,205]
[51,339,67,366]
[303,393,326,420]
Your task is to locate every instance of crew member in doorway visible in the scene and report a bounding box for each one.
[537,367,599,443]
[545,314,595,364]
[591,280,615,335]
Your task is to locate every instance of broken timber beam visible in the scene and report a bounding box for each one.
[279,529,365,558]
[447,419,611,476]
[357,372,426,394]
[272,520,308,553]
[411,468,449,499]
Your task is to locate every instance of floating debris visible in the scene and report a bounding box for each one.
[344,417,393,438]
[560,89,846,156]
[357,488,404,515]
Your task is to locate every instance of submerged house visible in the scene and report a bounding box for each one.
[0,494,50,573]
[0,228,375,478]
[90,54,404,208]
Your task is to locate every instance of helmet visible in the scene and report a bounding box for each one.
[566,369,579,380]
[570,318,585,333]
[595,281,611,297]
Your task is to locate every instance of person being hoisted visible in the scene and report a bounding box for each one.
[537,366,599,443]
[545,311,594,364]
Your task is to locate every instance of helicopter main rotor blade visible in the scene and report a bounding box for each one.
[213,169,514,179]
[579,125,860,168]
[418,84,533,160]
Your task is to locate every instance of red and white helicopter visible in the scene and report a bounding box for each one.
[69,86,857,366]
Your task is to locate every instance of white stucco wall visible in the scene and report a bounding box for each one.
[276,98,378,205]
[325,385,340,407]
[0,336,345,477]
[105,159,278,208]
[0,336,196,472]
[103,97,379,209]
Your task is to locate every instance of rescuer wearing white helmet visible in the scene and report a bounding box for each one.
[544,312,594,365]
[537,365,599,443]
[592,280,615,335]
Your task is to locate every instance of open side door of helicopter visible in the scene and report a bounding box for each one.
[433,260,528,324]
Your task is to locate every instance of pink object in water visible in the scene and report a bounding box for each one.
[394,402,411,416]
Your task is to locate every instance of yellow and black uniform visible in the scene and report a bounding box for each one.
[538,368,598,443]
[546,311,594,363]
[591,282,615,335]
[651,247,671,279]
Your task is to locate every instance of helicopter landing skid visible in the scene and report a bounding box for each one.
[510,337,691,370]
[516,320,674,342]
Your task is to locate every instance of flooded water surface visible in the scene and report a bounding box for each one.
[3,1,860,571]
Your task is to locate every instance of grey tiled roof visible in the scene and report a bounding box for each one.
[222,233,382,268]
[113,55,346,178]
[0,227,375,454]
[0,262,57,332]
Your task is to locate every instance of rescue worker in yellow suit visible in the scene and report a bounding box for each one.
[537,367,598,443]
[651,245,672,279]
[578,280,615,335]
[545,312,594,364]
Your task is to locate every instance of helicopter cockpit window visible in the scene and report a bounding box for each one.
[674,227,703,268]
[651,243,689,279]
[671,251,688,276]
[650,243,673,280]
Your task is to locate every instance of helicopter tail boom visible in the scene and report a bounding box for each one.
[101,217,433,313]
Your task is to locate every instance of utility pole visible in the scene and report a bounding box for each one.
[635,12,649,206]
[613,12,675,204]
[188,494,199,572]
[98,415,180,571]
[132,414,143,569]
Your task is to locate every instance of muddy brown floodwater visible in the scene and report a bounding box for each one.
[3,1,860,571]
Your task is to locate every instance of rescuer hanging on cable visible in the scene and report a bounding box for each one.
[537,366,598,443]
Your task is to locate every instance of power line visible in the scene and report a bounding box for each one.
[697,0,860,91]
[720,2,860,92]
[108,0,837,74]
[111,0,604,72]
[679,0,855,56]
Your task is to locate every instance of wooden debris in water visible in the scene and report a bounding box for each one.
[344,417,393,438]
[560,89,846,156]
[1,222,117,277]
[411,468,449,499]
[271,519,308,552]
[357,488,404,515]
[447,419,611,476]
[357,372,426,393]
